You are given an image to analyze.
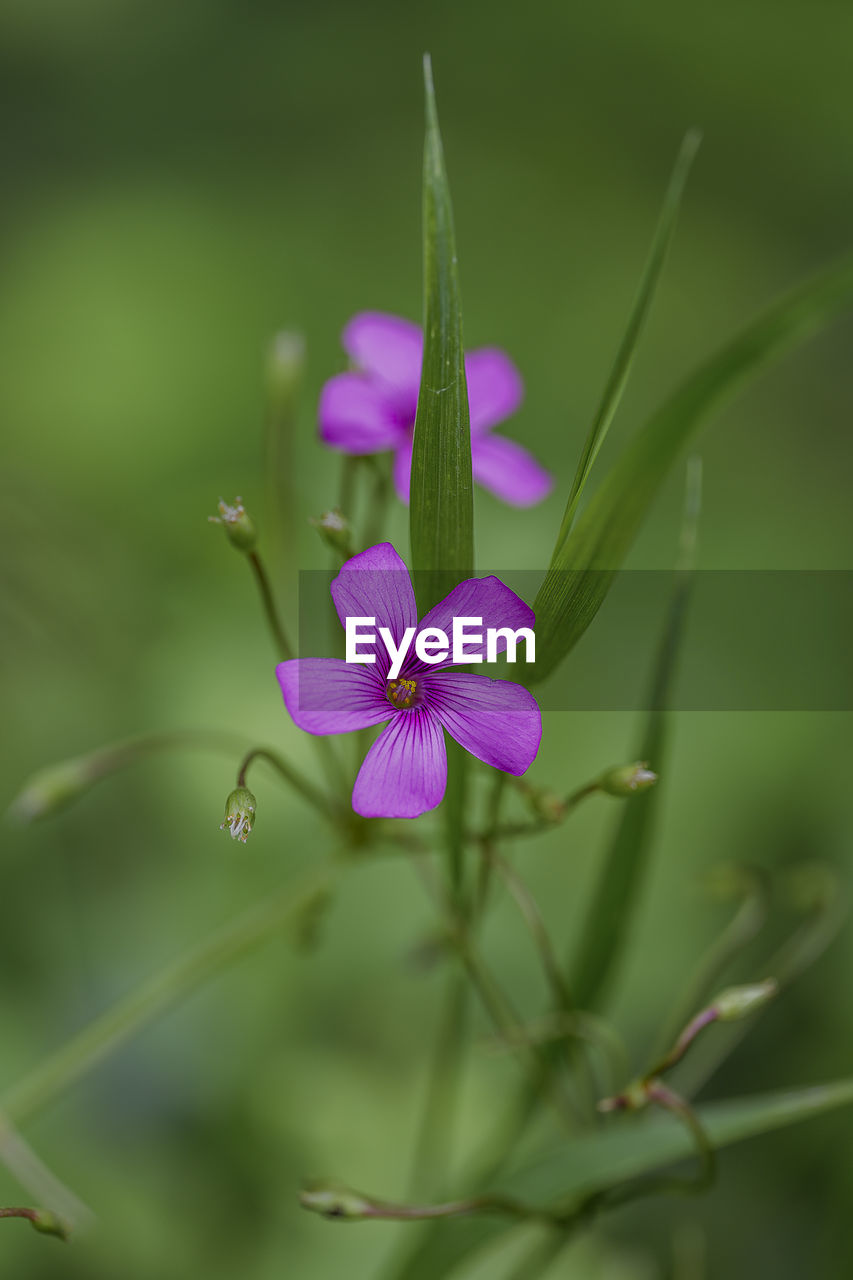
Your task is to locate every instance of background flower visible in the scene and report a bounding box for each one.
[319,311,554,506]
[277,542,542,817]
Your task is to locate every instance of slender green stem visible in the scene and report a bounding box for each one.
[449,922,579,1132]
[301,1183,537,1223]
[361,454,393,548]
[479,777,603,844]
[483,847,573,1013]
[475,770,508,912]
[338,455,359,521]
[244,550,350,801]
[265,330,305,568]
[677,874,846,1097]
[656,873,767,1058]
[407,973,468,1198]
[247,550,295,662]
[444,739,468,904]
[8,729,255,824]
[0,869,331,1126]
[480,847,598,1121]
[236,747,335,821]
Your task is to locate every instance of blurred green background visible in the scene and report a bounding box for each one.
[2,1,852,1276]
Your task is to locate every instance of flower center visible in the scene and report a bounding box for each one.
[386,676,422,709]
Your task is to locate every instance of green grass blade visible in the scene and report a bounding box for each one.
[556,130,701,550]
[410,54,473,610]
[533,253,853,682]
[391,1078,853,1280]
[569,458,701,1011]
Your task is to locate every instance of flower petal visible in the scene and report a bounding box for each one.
[392,437,414,504]
[319,372,409,455]
[277,659,390,735]
[465,348,524,435]
[426,672,542,774]
[410,576,535,669]
[352,709,447,818]
[331,542,418,672]
[342,312,422,416]
[472,433,553,507]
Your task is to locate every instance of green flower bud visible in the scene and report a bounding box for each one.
[712,979,778,1022]
[7,757,96,824]
[300,1180,374,1220]
[598,761,658,797]
[220,787,257,844]
[29,1209,70,1240]
[310,508,354,559]
[209,497,257,553]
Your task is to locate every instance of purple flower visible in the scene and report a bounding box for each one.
[277,542,542,819]
[319,312,554,507]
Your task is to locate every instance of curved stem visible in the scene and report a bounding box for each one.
[236,747,334,821]
[247,550,295,662]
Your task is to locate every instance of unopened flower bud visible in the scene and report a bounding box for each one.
[7,757,96,824]
[598,761,658,797]
[520,784,565,824]
[712,979,778,1022]
[300,1180,373,1220]
[29,1209,70,1240]
[220,786,256,843]
[209,497,257,553]
[310,508,354,559]
[598,1076,651,1113]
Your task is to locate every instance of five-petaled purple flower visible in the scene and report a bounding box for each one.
[319,312,553,507]
[277,543,542,819]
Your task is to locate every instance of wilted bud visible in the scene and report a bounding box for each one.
[7,757,97,824]
[300,1180,374,1220]
[220,786,257,843]
[712,979,778,1022]
[310,509,354,559]
[209,497,257,553]
[598,761,658,797]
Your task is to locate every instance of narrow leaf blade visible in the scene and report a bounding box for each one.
[533,254,853,682]
[392,1079,853,1280]
[557,129,701,549]
[410,54,474,611]
[569,459,701,1010]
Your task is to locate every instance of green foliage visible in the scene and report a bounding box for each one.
[569,460,701,1009]
[409,55,474,611]
[555,129,701,549]
[393,1080,853,1280]
[533,254,853,682]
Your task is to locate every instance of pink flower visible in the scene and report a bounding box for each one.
[277,543,542,819]
[319,312,553,507]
